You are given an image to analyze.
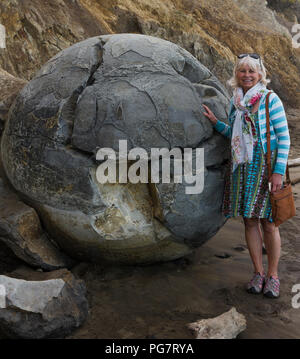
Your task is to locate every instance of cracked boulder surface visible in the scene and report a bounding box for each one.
[1,34,231,265]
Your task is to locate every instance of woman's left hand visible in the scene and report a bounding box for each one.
[270,173,283,193]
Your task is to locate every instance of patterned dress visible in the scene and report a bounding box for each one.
[223,111,277,222]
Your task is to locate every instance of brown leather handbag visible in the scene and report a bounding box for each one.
[265,92,296,227]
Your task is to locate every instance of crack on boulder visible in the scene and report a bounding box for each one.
[194,133,213,148]
[206,159,229,172]
[86,42,104,87]
[58,86,85,145]
[116,49,154,62]
[101,66,176,79]
[147,164,165,224]
[6,132,63,146]
[66,144,95,161]
[61,40,104,150]
[177,58,212,84]
[145,126,171,148]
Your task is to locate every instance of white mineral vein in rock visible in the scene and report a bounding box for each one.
[0,275,65,313]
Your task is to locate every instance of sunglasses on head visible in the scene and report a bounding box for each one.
[238,53,260,60]
[237,53,263,69]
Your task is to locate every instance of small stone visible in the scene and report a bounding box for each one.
[214,252,231,259]
[187,307,247,339]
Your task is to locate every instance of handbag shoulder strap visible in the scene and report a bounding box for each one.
[265,91,291,183]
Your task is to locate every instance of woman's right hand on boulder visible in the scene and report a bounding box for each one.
[202,104,218,125]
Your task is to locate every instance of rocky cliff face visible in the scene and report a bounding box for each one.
[0,0,299,107]
[267,0,300,23]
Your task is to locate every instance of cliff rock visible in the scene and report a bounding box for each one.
[0,0,299,106]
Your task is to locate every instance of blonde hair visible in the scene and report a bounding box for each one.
[227,55,270,88]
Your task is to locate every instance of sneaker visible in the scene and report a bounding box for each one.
[246,272,265,294]
[263,276,280,298]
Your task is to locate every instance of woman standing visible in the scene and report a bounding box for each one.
[203,54,290,298]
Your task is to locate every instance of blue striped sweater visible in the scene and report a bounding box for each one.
[213,91,290,176]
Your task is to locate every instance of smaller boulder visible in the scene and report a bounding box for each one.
[0,178,74,270]
[187,307,246,339]
[0,266,88,338]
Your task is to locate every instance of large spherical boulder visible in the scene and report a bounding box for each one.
[1,34,230,264]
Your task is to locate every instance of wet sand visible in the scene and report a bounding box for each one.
[65,108,300,339]
[62,180,300,339]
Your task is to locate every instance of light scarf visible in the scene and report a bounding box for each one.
[231,81,267,173]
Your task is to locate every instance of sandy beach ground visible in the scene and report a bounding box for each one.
[62,187,300,339]
[0,108,299,339]
[65,108,300,339]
